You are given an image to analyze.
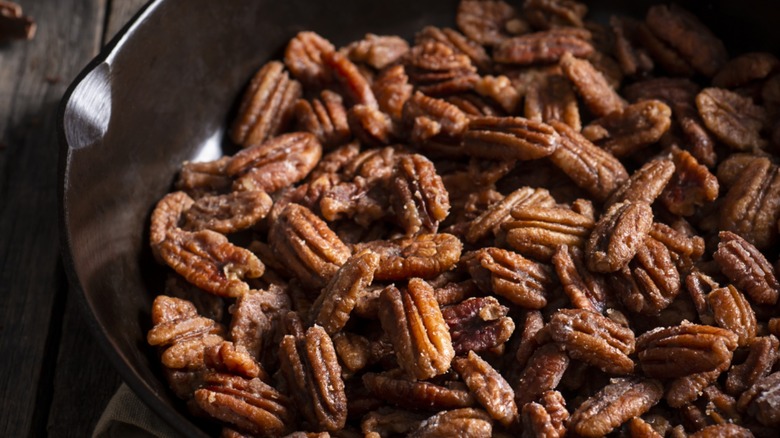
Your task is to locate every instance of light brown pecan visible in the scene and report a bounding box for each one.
[159,230,264,298]
[560,52,625,118]
[461,116,559,161]
[331,331,372,375]
[738,371,780,426]
[363,371,476,410]
[150,191,194,260]
[714,231,780,305]
[586,201,653,273]
[627,417,663,438]
[405,41,479,95]
[204,341,263,379]
[605,159,675,209]
[230,61,303,148]
[373,64,413,122]
[466,186,555,244]
[645,4,728,77]
[176,157,232,195]
[453,351,517,427]
[182,191,272,235]
[689,424,753,438]
[726,335,779,396]
[648,222,705,271]
[713,52,780,88]
[523,0,587,29]
[474,75,520,114]
[279,325,346,432]
[342,33,410,70]
[659,147,719,217]
[323,51,378,109]
[416,26,492,73]
[284,31,335,89]
[227,132,322,193]
[295,90,351,149]
[707,284,757,347]
[582,100,671,157]
[567,378,663,438]
[524,72,581,131]
[403,91,469,144]
[229,286,290,362]
[466,247,553,309]
[521,390,568,438]
[548,120,628,202]
[361,408,427,437]
[549,309,635,375]
[553,244,608,313]
[456,0,518,46]
[269,203,351,289]
[515,343,570,407]
[494,29,593,65]
[697,87,768,152]
[356,233,462,281]
[378,279,455,379]
[505,205,595,262]
[636,323,738,379]
[719,158,780,250]
[442,296,515,356]
[409,408,492,438]
[194,373,292,437]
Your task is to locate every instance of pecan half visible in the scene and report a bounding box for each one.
[521,390,568,438]
[605,159,675,209]
[373,64,413,122]
[738,371,780,427]
[560,52,625,118]
[665,370,721,408]
[713,52,780,88]
[456,0,518,46]
[474,75,520,114]
[442,296,515,355]
[150,191,194,260]
[356,233,462,281]
[416,26,492,73]
[409,408,492,438]
[204,341,263,379]
[726,335,779,396]
[708,284,757,347]
[284,31,335,89]
[453,351,517,427]
[466,186,555,244]
[295,90,351,148]
[553,244,608,313]
[696,87,768,152]
[659,147,719,217]
[582,100,671,157]
[323,51,378,109]
[403,91,468,144]
[505,205,595,262]
[515,343,570,407]
[343,33,410,70]
[182,191,272,234]
[689,424,753,438]
[405,41,479,95]
[524,0,587,29]
[361,408,426,437]
[524,72,581,131]
[175,157,232,195]
[713,231,780,305]
[347,104,394,147]
[494,29,593,65]
[461,116,560,161]
[466,247,553,309]
[363,371,476,411]
[229,286,289,362]
[389,153,450,235]
[586,201,653,273]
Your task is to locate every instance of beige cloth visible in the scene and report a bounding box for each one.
[93,383,184,438]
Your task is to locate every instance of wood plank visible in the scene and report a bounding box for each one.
[0,0,106,436]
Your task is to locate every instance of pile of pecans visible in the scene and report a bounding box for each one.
[146,1,780,436]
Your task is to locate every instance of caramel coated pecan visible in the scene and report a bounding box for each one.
[714,231,780,305]
[453,351,517,427]
[738,371,780,427]
[549,309,635,375]
[726,335,779,396]
[164,274,225,322]
[505,205,595,262]
[442,296,515,355]
[204,341,263,379]
[494,29,593,65]
[461,116,559,161]
[269,203,351,289]
[389,154,450,235]
[560,52,625,118]
[521,390,568,438]
[524,72,581,131]
[466,186,555,244]
[194,373,292,437]
[182,191,272,235]
[664,370,721,408]
[553,244,608,313]
[659,147,719,217]
[466,247,553,309]
[636,323,738,379]
[474,75,520,114]
[373,64,413,122]
[582,100,671,157]
[361,408,426,437]
[356,233,462,281]
[689,424,753,438]
[523,0,587,29]
[295,90,351,148]
[227,132,322,193]
[416,26,492,73]
[347,104,394,146]
[343,33,410,70]
[627,417,663,438]
[548,120,628,202]
[648,222,705,271]
[696,87,768,151]
[403,91,468,144]
[279,325,346,432]
[284,31,335,89]
[708,284,757,347]
[230,61,302,148]
[229,286,290,362]
[410,408,492,438]
[713,52,780,88]
[605,159,674,209]
[515,343,570,407]
[405,41,479,95]
[323,51,378,108]
[176,157,232,195]
[634,20,694,76]
[568,378,663,438]
[610,16,654,77]
[150,191,194,259]
[456,0,518,46]
[363,371,475,411]
[586,201,653,273]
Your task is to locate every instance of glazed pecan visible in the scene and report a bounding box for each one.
[227,132,322,193]
[605,159,675,209]
[645,4,728,77]
[713,52,780,88]
[229,286,290,362]
[634,20,694,77]
[204,341,263,379]
[718,158,780,250]
[659,147,719,217]
[586,201,653,273]
[697,87,768,151]
[549,309,635,375]
[295,90,351,148]
[347,104,394,146]
[474,75,520,114]
[708,284,757,347]
[230,61,303,148]
[726,335,779,396]
[176,157,232,195]
[453,351,517,427]
[738,371,780,426]
[182,191,272,235]
[279,325,346,432]
[403,91,468,144]
[627,417,663,438]
[515,343,570,407]
[547,120,628,202]
[194,373,292,437]
[648,222,705,270]
[373,64,413,122]
[409,408,492,438]
[150,191,194,259]
[505,205,595,262]
[363,371,476,410]
[716,153,761,189]
[343,33,410,70]
[461,116,559,161]
[567,378,663,438]
[524,73,581,131]
[553,244,608,313]
[636,323,738,378]
[456,0,518,46]
[689,424,753,438]
[466,186,555,244]
[416,26,492,73]
[466,247,553,309]
[356,233,462,281]
[494,29,593,65]
[164,274,225,322]
[284,31,335,89]
[582,100,671,157]
[323,51,377,108]
[443,296,515,356]
[664,370,721,408]
[446,93,505,117]
[309,249,379,335]
[159,230,264,298]
[523,0,587,29]
[521,390,568,438]
[515,311,545,370]
[361,408,426,437]
[389,154,451,234]
[560,52,625,118]
[713,231,780,305]
[405,41,479,95]
[610,16,654,77]
[269,203,351,289]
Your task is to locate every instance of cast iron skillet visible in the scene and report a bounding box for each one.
[58,0,780,435]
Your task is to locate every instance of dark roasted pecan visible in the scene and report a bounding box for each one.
[696,87,768,151]
[714,231,780,305]
[718,158,780,250]
[176,157,232,195]
[738,371,780,427]
[456,0,518,46]
[560,52,625,118]
[309,249,379,334]
[515,343,569,407]
[466,247,553,309]
[568,378,663,438]
[194,373,292,437]
[549,309,635,375]
[230,61,302,148]
[405,41,479,95]
[279,325,346,432]
[227,132,322,193]
[461,116,559,161]
[634,20,694,76]
[586,201,653,273]
[269,203,351,289]
[726,335,779,396]
[524,72,581,131]
[361,408,426,437]
[323,51,377,108]
[343,33,410,70]
[403,91,469,144]
[443,296,515,356]
[505,205,595,262]
[636,323,738,378]
[707,284,757,347]
[373,64,413,122]
[716,153,761,190]
[494,29,593,65]
[150,191,194,260]
[466,186,555,244]
[356,233,462,281]
[284,31,335,89]
[553,244,608,313]
[363,371,476,410]
[515,311,545,370]
[548,120,628,202]
[453,351,517,427]
[410,408,492,438]
[416,26,492,73]
[645,4,728,77]
[582,100,671,157]
[182,191,272,234]
[713,52,780,88]
[295,90,351,148]
[523,0,587,29]
[605,159,675,209]
[229,286,289,362]
[610,16,654,77]
[659,147,719,217]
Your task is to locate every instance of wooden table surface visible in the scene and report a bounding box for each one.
[0,1,149,436]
